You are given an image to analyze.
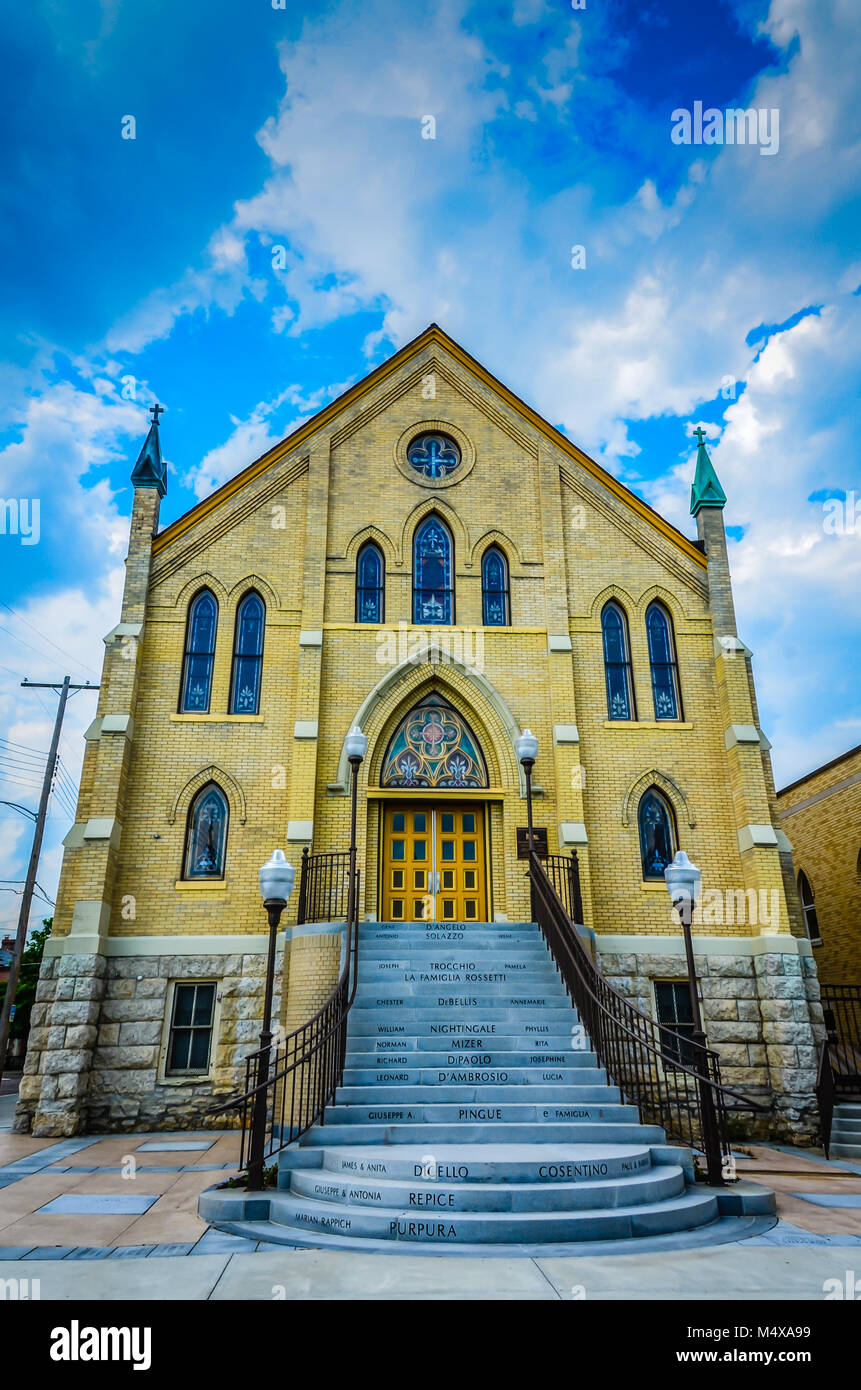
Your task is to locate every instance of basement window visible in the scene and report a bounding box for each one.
[653,979,696,1068]
[167,982,216,1076]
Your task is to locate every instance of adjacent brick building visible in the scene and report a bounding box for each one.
[15,325,823,1139]
[777,745,861,984]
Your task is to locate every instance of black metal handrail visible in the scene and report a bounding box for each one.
[816,1043,836,1158]
[542,851,584,925]
[528,851,765,1181]
[296,847,358,925]
[820,984,861,1096]
[212,870,361,1171]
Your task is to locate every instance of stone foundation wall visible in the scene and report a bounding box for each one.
[15,948,282,1136]
[598,941,826,1142]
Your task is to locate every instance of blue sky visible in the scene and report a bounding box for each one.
[1,0,859,932]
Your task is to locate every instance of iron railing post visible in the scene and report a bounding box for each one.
[247,899,285,1190]
[297,846,309,925]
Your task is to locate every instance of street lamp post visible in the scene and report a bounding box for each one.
[664,850,723,1186]
[247,848,295,1191]
[515,729,539,853]
[344,726,368,943]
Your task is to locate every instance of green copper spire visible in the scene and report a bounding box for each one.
[689,425,726,516]
[131,404,167,497]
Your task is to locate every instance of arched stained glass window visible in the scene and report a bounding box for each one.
[382,696,488,788]
[646,602,682,720]
[356,542,385,623]
[407,433,461,479]
[602,602,635,720]
[184,783,229,879]
[229,592,265,714]
[798,871,820,940]
[482,546,510,626]
[413,516,454,625]
[180,589,217,713]
[638,787,676,880]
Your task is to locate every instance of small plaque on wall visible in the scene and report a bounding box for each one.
[516,827,548,859]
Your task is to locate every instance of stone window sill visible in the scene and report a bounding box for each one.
[174,879,228,893]
[641,881,670,893]
[603,721,693,730]
[171,714,264,723]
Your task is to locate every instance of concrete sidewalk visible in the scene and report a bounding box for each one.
[2,1244,859,1299]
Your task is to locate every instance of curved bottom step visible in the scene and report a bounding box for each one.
[212,1211,776,1258]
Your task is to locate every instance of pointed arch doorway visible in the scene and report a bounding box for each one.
[378,695,490,923]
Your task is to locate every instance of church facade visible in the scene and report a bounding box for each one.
[15,325,824,1139]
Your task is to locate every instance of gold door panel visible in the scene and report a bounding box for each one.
[381,803,486,922]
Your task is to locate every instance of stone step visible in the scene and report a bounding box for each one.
[299,1120,667,1146]
[345,1051,599,1070]
[830,1142,861,1159]
[322,1101,638,1125]
[357,984,571,1001]
[834,1103,861,1118]
[361,929,540,943]
[347,1033,588,1052]
[349,1008,578,1025]
[357,969,561,986]
[265,1187,718,1245]
[310,1141,658,1184]
[336,1085,621,1105]
[359,948,553,962]
[832,1117,861,1133]
[290,1163,685,1212]
[342,1067,608,1087]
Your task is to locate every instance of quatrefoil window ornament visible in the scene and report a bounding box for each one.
[407,432,461,479]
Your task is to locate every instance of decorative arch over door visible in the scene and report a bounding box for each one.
[381,695,488,789]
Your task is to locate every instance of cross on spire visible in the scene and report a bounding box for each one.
[149,403,164,426]
[693,425,707,447]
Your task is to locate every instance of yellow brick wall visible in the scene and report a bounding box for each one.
[777,748,861,981]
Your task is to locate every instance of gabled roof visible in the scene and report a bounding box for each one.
[151,324,706,567]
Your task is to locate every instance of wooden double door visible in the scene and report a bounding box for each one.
[381,802,487,922]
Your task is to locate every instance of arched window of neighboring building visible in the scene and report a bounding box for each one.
[638,787,677,880]
[798,871,821,940]
[646,601,682,720]
[179,589,218,713]
[413,516,454,625]
[602,601,635,720]
[481,546,510,626]
[183,783,229,879]
[355,542,385,623]
[229,592,265,714]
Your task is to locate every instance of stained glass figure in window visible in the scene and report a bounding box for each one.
[638,788,676,879]
[407,433,461,479]
[646,602,681,720]
[413,516,453,624]
[180,589,217,713]
[184,783,228,878]
[229,592,264,714]
[382,696,487,787]
[482,546,510,626]
[356,542,384,623]
[602,602,634,720]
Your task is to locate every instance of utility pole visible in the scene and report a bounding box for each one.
[0,677,98,1085]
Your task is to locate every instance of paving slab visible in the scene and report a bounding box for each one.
[135,1141,215,1152]
[209,1249,558,1299]
[38,1193,161,1216]
[0,1254,231,1299]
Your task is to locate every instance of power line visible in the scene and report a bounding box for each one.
[0,602,101,679]
[0,737,49,757]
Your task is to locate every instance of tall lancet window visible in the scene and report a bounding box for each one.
[356,542,385,623]
[229,592,265,714]
[184,783,229,879]
[646,602,682,720]
[602,602,635,720]
[180,589,218,713]
[413,516,454,624]
[638,788,676,880]
[482,546,510,626]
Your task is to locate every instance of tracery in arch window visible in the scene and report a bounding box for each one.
[638,787,676,880]
[179,590,217,713]
[381,696,488,788]
[183,783,229,879]
[413,516,454,624]
[229,592,265,714]
[407,433,461,480]
[356,542,385,623]
[482,546,510,626]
